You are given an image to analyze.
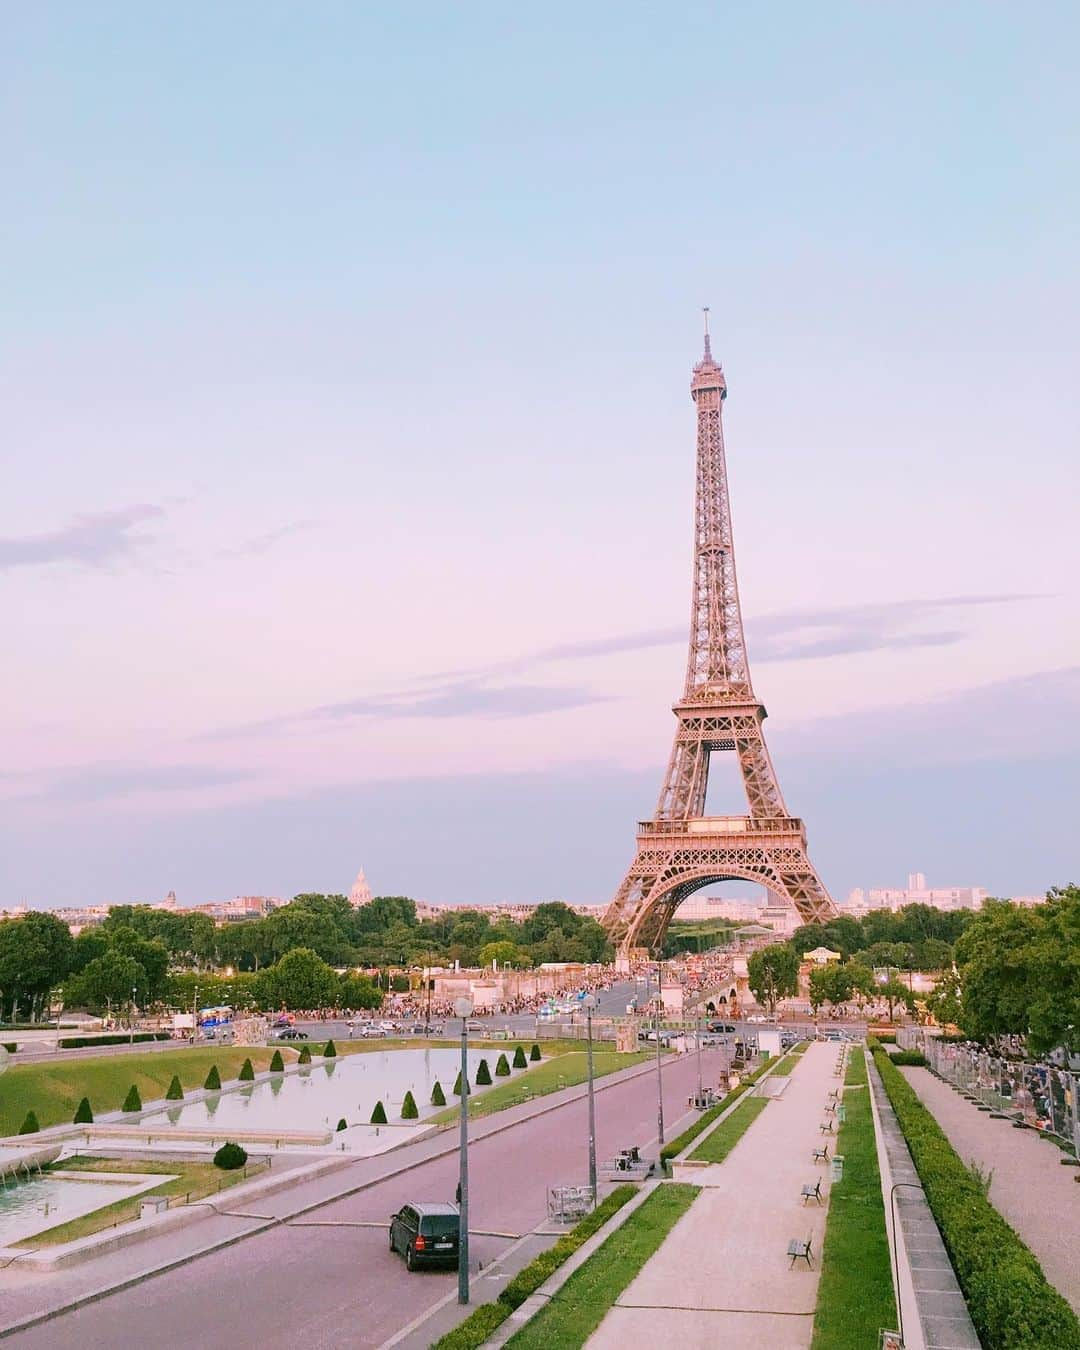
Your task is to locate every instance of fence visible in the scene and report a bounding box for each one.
[924,1039,1080,1157]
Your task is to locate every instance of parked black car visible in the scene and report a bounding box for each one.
[276,1027,308,1040]
[389,1202,460,1270]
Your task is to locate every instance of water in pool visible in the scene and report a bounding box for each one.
[0,1175,153,1246]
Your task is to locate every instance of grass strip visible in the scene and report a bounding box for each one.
[431,1185,639,1350]
[659,1050,787,1164]
[505,1183,700,1349]
[427,1050,651,1124]
[0,1047,289,1136]
[811,1048,896,1349]
[688,1094,769,1162]
[870,1040,1080,1350]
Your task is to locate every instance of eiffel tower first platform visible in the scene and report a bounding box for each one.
[603,317,837,962]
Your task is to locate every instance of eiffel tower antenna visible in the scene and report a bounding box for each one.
[602,328,837,960]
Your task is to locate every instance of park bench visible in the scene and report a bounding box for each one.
[812,1146,829,1163]
[819,1120,834,1134]
[601,1146,651,1181]
[787,1234,814,1268]
[800,1180,823,1205]
[823,1102,836,1114]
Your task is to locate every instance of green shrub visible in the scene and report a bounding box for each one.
[513,1045,527,1069]
[122,1085,142,1112]
[58,1032,170,1049]
[72,1096,93,1124]
[370,1100,387,1124]
[431,1300,512,1350]
[401,1090,419,1119]
[431,1079,446,1106]
[204,1065,222,1091]
[495,1052,510,1077]
[890,1049,928,1066]
[238,1057,255,1081]
[453,1070,464,1096]
[268,1050,284,1073]
[213,1141,247,1170]
[17,1110,40,1134]
[165,1074,184,1100]
[323,1039,337,1058]
[871,1044,1080,1348]
[336,1118,348,1131]
[297,1045,312,1064]
[530,1043,541,1062]
[874,1032,896,1044]
[475,1058,492,1086]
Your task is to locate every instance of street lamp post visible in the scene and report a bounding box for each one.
[453,995,474,1306]
[130,987,137,1046]
[696,1012,703,1104]
[654,960,665,1147]
[584,994,598,1206]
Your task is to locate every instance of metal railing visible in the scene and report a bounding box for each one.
[637,815,804,836]
[924,1039,1080,1157]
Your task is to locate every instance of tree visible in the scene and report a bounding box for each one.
[64,949,146,1016]
[297,1045,312,1065]
[452,1070,464,1096]
[495,1052,510,1077]
[475,1058,492,1085]
[431,1080,446,1106]
[0,912,75,1022]
[746,944,800,1014]
[926,969,963,1028]
[213,1142,247,1170]
[513,1045,527,1069]
[401,1090,419,1119]
[880,979,917,1021]
[323,1039,338,1058]
[238,1058,255,1081]
[269,1050,284,1073]
[18,1111,40,1134]
[255,948,340,1011]
[530,1044,541,1062]
[337,1118,348,1131]
[73,1096,93,1124]
[165,1075,184,1100]
[370,1100,388,1124]
[477,941,529,970]
[338,973,383,1010]
[204,1065,222,1090]
[122,1085,142,1112]
[808,964,849,1014]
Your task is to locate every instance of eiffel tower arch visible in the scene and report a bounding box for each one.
[603,317,837,960]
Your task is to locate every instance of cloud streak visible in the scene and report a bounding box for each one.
[9,762,252,805]
[0,505,166,572]
[217,521,316,560]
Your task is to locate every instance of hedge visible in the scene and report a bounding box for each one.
[475,1058,492,1086]
[238,1057,255,1081]
[165,1074,184,1100]
[432,1185,639,1348]
[297,1046,312,1065]
[431,1080,447,1106]
[323,1039,338,1058]
[122,1085,142,1112]
[204,1065,222,1091]
[73,1096,93,1124]
[513,1045,528,1069]
[529,1043,541,1062]
[18,1110,39,1134]
[401,1090,419,1120]
[58,1032,170,1049]
[268,1050,284,1073]
[870,1042,1080,1349]
[889,1049,927,1067]
[495,1052,511,1077]
[371,1100,387,1124]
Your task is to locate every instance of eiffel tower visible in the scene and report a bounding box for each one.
[603,316,837,961]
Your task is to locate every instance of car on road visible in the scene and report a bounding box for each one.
[354,1023,386,1038]
[707,1021,737,1034]
[378,1020,397,1033]
[389,1202,460,1270]
[275,1027,308,1040]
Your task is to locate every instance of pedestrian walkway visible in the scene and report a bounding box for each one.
[901,1065,1080,1317]
[587,1040,837,1350]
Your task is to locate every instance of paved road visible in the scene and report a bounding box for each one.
[5,1049,726,1350]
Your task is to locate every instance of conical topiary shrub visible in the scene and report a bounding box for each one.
[453,1070,464,1096]
[122,1085,142,1112]
[475,1058,492,1086]
[73,1096,93,1125]
[336,1118,348,1131]
[431,1080,446,1106]
[513,1045,527,1069]
[238,1058,255,1081]
[401,1090,419,1120]
[530,1043,542,1062]
[204,1065,222,1091]
[269,1050,285,1073]
[213,1141,247,1170]
[298,1045,312,1065]
[370,1100,387,1124]
[18,1110,40,1134]
[165,1074,184,1100]
[323,1039,338,1058]
[495,1052,510,1077]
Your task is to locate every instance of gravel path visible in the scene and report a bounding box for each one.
[902,1066,1080,1316]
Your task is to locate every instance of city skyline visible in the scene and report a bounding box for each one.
[3,6,1078,907]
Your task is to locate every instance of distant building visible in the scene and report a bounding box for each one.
[844,876,988,915]
[349,869,373,908]
[804,946,842,965]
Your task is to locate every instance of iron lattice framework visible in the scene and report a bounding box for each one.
[603,322,837,957]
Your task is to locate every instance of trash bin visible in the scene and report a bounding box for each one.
[830,1155,845,1183]
[837,1104,846,1122]
[140,1196,169,1220]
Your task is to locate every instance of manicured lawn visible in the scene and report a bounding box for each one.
[0,1046,290,1136]
[506,1183,700,1349]
[811,1048,897,1350]
[17,1154,263,1247]
[688,1094,770,1162]
[427,1049,652,1124]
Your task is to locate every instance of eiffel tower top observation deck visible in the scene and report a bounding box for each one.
[602,317,836,957]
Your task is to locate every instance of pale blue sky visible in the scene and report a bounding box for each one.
[2,4,1078,906]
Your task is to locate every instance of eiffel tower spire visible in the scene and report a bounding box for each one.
[602,328,836,958]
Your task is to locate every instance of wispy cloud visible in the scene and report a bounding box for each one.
[312,681,610,722]
[10,762,251,805]
[217,521,316,560]
[0,505,166,572]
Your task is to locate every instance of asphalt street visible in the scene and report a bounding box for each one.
[5,1049,727,1350]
